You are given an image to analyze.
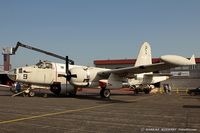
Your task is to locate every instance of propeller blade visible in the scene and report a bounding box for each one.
[62,56,76,83]
[58,74,66,77]
[66,56,69,74]
[66,56,68,93]
[71,74,77,78]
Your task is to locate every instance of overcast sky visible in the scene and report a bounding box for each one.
[0,0,200,68]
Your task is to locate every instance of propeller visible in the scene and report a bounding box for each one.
[66,56,69,82]
[65,56,77,95]
[58,56,77,94]
[58,56,76,81]
[65,56,77,82]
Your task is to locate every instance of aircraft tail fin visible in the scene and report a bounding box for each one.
[189,54,196,65]
[135,42,152,67]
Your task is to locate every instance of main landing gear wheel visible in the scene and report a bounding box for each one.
[133,89,139,94]
[50,85,61,96]
[100,88,111,98]
[68,90,77,97]
[144,89,150,94]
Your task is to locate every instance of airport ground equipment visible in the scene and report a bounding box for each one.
[2,47,13,71]
[11,42,74,65]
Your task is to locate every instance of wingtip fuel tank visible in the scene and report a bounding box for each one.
[161,55,196,65]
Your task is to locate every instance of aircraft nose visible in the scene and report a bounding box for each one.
[7,69,17,81]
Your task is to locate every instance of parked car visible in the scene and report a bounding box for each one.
[188,87,200,96]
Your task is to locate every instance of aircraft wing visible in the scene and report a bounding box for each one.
[97,55,196,78]
[98,62,174,78]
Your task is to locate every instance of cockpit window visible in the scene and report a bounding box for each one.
[45,63,52,69]
[14,69,16,74]
[36,61,43,68]
[36,61,52,69]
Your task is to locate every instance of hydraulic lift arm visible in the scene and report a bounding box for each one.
[12,42,74,65]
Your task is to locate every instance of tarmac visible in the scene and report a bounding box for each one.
[0,87,200,133]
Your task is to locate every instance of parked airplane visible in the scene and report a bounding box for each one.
[7,42,196,98]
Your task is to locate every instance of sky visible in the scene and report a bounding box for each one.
[0,0,200,68]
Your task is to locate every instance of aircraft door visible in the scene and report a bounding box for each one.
[43,69,54,84]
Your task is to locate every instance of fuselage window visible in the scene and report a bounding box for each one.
[19,68,22,73]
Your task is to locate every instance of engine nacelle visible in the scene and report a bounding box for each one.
[50,82,76,95]
[69,67,90,87]
[68,66,104,87]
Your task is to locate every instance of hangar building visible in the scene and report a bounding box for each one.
[94,58,200,90]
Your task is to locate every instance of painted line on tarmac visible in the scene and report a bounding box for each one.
[0,104,112,124]
[0,95,152,124]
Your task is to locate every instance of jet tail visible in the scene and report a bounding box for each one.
[189,54,196,65]
[135,42,152,67]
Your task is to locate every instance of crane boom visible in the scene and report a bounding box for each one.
[12,42,74,65]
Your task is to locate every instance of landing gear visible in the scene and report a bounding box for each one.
[11,86,35,97]
[144,89,150,94]
[28,91,35,97]
[143,85,152,94]
[100,88,111,98]
[130,85,139,94]
[24,88,35,97]
[50,84,61,96]
[133,89,139,94]
[68,88,77,97]
[130,85,151,94]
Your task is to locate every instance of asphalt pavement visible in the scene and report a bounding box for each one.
[0,87,200,133]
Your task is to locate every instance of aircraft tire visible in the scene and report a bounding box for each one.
[50,84,61,96]
[144,89,150,94]
[68,90,77,97]
[28,91,35,97]
[134,89,139,94]
[100,88,110,98]
[190,92,196,96]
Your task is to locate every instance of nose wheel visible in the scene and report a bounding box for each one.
[100,88,111,98]
[28,91,35,97]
